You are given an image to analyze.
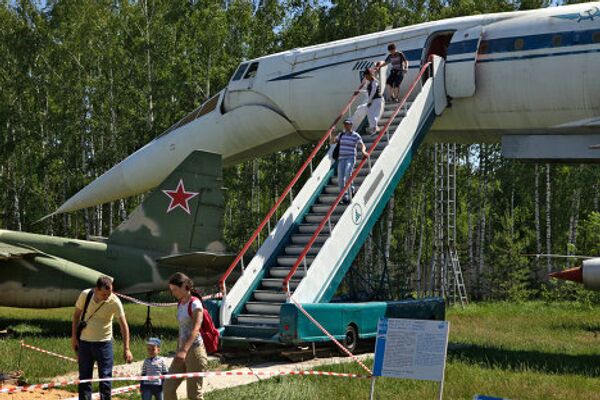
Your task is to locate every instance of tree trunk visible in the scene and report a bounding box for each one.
[534,163,541,274]
[12,174,22,231]
[119,198,127,222]
[96,205,103,236]
[384,196,394,265]
[206,52,211,99]
[593,182,599,212]
[567,188,581,268]
[415,190,426,296]
[545,163,552,273]
[477,144,488,297]
[84,208,91,240]
[108,202,114,234]
[141,0,155,131]
[466,145,474,286]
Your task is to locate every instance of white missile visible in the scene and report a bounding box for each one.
[54,3,600,215]
[549,258,600,291]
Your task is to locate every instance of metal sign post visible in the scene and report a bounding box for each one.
[369,376,377,400]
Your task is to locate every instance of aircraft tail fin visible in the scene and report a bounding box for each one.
[107,150,226,255]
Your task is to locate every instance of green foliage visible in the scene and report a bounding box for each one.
[487,209,533,302]
[579,211,600,256]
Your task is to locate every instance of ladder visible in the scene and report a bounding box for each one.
[449,247,468,306]
[432,143,468,306]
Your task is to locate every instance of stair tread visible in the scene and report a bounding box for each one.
[286,244,323,249]
[262,277,302,282]
[225,323,279,331]
[237,313,280,319]
[254,289,290,294]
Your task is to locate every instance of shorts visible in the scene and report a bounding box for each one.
[386,69,404,88]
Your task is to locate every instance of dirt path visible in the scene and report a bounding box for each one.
[203,353,372,394]
[0,389,75,399]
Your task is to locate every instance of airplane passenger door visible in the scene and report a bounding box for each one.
[445,25,483,98]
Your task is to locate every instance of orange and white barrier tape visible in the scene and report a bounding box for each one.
[115,292,222,307]
[19,341,135,378]
[114,293,176,307]
[0,370,368,394]
[289,297,373,375]
[20,341,77,363]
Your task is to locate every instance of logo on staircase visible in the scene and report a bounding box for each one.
[351,203,363,225]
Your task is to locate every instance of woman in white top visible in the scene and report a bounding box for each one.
[351,67,385,136]
[163,272,208,400]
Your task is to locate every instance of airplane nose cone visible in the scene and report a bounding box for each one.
[548,266,583,283]
[55,162,132,215]
[52,137,175,215]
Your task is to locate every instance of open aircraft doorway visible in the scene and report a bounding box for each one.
[423,31,455,63]
[419,31,454,87]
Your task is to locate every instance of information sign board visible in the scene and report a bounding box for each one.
[373,318,449,381]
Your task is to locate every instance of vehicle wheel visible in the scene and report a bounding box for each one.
[340,324,358,354]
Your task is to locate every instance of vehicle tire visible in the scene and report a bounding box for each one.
[340,324,358,354]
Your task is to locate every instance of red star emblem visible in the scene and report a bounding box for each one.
[162,179,199,215]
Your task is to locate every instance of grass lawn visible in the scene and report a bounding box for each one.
[1,301,599,399]
[0,303,179,382]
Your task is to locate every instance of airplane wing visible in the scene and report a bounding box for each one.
[156,252,236,269]
[0,242,41,260]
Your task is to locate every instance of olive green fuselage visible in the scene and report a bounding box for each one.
[0,230,220,308]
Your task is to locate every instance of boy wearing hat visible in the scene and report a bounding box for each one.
[331,119,368,204]
[141,337,169,400]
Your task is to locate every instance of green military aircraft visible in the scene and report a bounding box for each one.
[0,150,236,308]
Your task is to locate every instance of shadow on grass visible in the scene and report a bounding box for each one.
[549,321,600,335]
[2,318,178,339]
[449,342,600,378]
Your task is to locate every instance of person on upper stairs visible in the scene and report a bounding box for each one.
[330,119,368,205]
[355,67,385,136]
[378,43,408,102]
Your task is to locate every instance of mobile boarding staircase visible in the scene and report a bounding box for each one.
[218,56,450,342]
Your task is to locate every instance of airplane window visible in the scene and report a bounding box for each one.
[593,31,600,43]
[514,38,524,50]
[479,41,489,54]
[243,62,259,79]
[232,63,249,81]
[552,34,561,47]
[573,33,580,44]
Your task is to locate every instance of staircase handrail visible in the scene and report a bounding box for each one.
[283,61,434,294]
[219,66,381,296]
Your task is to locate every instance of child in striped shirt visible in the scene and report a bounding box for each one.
[141,337,169,400]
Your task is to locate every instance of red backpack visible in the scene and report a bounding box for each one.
[187,296,219,354]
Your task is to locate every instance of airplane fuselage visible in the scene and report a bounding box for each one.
[0,230,224,308]
[56,3,600,214]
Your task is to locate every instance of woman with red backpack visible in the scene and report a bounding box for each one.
[164,272,208,400]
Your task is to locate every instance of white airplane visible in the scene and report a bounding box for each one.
[54,2,600,215]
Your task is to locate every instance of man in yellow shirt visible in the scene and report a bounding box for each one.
[71,276,133,400]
